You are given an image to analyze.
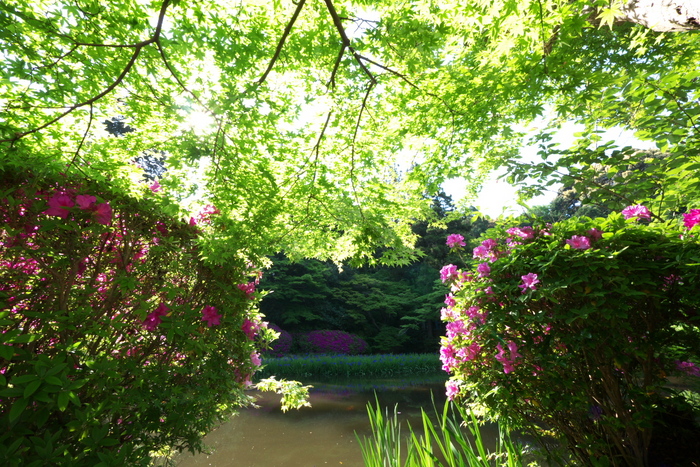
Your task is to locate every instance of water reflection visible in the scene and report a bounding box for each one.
[174,375,467,467]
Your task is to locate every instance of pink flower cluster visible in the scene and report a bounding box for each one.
[446,233,466,248]
[683,209,700,230]
[142,302,223,331]
[237,282,256,299]
[44,191,112,225]
[495,341,522,374]
[621,204,651,221]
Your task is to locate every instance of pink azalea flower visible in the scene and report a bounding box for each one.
[440,264,459,282]
[440,344,457,372]
[149,180,162,192]
[495,341,521,374]
[465,305,481,319]
[587,228,603,241]
[143,303,169,331]
[189,217,197,226]
[250,351,262,367]
[518,272,540,293]
[241,318,259,340]
[566,235,591,250]
[446,319,467,338]
[472,245,489,259]
[675,360,700,377]
[683,209,700,230]
[476,262,490,278]
[481,238,498,249]
[444,294,456,307]
[44,193,74,219]
[201,305,221,327]
[237,282,256,299]
[93,202,112,225]
[445,380,460,400]
[621,204,651,220]
[446,233,466,248]
[75,194,96,210]
[441,307,458,321]
[507,226,535,240]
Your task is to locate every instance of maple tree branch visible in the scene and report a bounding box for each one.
[323,0,375,84]
[1,0,172,146]
[258,0,307,85]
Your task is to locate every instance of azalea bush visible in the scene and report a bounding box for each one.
[439,209,700,466]
[296,329,369,355]
[263,324,293,357]
[0,169,278,466]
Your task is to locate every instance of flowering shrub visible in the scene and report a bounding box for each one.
[0,169,275,465]
[297,330,369,355]
[440,208,700,466]
[263,324,293,357]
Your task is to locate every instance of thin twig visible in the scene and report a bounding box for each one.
[67,103,95,171]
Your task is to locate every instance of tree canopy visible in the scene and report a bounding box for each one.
[2,0,699,264]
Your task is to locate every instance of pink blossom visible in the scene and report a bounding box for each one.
[457,342,481,361]
[472,245,489,259]
[683,209,700,230]
[75,194,96,210]
[441,307,458,321]
[237,282,256,299]
[587,228,603,241]
[621,204,651,220]
[476,262,490,278]
[507,226,535,240]
[440,264,459,282]
[189,217,197,226]
[445,380,460,400]
[201,305,221,327]
[250,351,262,367]
[93,203,112,225]
[446,233,466,248]
[446,320,467,338]
[675,360,700,377]
[465,305,481,319]
[149,180,162,192]
[440,344,457,372]
[44,193,74,219]
[518,273,540,293]
[566,235,591,250]
[143,303,169,331]
[495,341,521,374]
[444,294,456,308]
[241,318,259,340]
[481,238,498,249]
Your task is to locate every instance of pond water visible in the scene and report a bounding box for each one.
[173,375,500,467]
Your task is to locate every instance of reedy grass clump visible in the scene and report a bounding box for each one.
[256,353,441,379]
[358,398,528,467]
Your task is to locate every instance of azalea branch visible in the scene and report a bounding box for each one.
[257,0,307,85]
[0,0,172,146]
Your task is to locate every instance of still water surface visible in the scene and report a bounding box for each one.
[174,376,483,467]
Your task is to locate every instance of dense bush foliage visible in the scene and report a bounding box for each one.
[440,211,700,466]
[0,169,274,466]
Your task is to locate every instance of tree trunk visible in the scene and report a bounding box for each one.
[620,0,700,32]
